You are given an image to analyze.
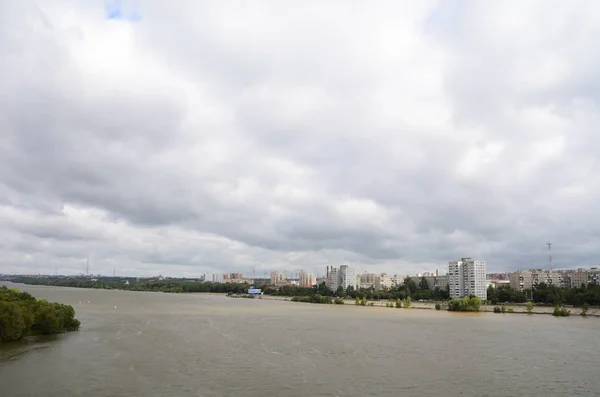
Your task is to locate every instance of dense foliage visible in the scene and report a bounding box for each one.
[5,277,251,294]
[447,296,482,312]
[0,286,80,342]
[488,283,600,306]
[290,295,333,304]
[264,279,449,302]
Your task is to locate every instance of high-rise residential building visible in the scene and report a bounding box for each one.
[299,270,316,288]
[448,258,487,300]
[202,273,224,283]
[270,271,286,286]
[326,265,357,291]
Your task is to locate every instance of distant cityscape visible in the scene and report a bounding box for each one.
[178,259,600,301]
[4,259,599,301]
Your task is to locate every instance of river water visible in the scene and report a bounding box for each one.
[0,283,598,397]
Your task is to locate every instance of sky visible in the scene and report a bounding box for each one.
[1,1,599,277]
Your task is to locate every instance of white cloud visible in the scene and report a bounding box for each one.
[1,0,599,277]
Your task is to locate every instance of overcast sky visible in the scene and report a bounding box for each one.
[1,1,599,277]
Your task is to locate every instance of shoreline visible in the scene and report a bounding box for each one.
[258,295,600,317]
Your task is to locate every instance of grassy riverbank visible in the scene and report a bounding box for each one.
[259,295,600,317]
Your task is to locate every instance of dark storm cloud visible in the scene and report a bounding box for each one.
[1,0,599,276]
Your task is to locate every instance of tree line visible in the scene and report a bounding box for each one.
[263,277,450,301]
[487,283,600,306]
[0,286,80,342]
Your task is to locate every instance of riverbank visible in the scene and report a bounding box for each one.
[259,295,600,317]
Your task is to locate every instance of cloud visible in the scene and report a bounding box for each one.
[1,0,599,277]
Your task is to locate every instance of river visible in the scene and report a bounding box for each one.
[1,283,598,396]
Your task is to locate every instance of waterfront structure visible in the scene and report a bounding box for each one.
[326,265,357,291]
[448,258,487,300]
[299,270,316,288]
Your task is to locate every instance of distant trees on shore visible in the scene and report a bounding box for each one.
[487,283,600,306]
[0,286,80,342]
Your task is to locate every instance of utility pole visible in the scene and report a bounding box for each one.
[86,256,89,276]
[113,267,116,278]
[547,243,552,271]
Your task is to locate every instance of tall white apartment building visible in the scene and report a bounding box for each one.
[326,265,357,291]
[448,258,487,300]
[202,273,224,283]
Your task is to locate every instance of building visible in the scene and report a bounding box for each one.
[270,271,287,286]
[202,273,224,283]
[408,275,449,290]
[358,273,378,289]
[570,270,589,288]
[509,269,565,291]
[448,258,487,300]
[299,270,316,288]
[326,265,357,291]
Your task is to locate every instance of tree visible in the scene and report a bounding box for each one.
[335,286,345,297]
[419,277,429,290]
[403,278,417,296]
[345,285,355,297]
[0,302,27,341]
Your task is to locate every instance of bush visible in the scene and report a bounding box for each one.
[334,298,344,305]
[526,301,534,314]
[435,303,441,310]
[395,299,402,308]
[507,307,514,313]
[553,305,570,317]
[447,296,482,312]
[581,303,589,317]
[403,297,412,308]
[291,294,333,304]
[501,305,506,313]
[493,306,501,313]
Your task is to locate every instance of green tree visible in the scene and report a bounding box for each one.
[335,286,345,297]
[404,278,417,296]
[419,277,429,290]
[0,302,27,341]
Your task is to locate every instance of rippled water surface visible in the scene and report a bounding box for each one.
[1,283,599,397]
